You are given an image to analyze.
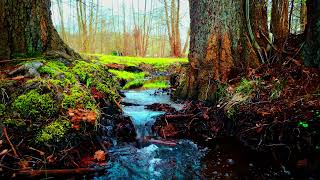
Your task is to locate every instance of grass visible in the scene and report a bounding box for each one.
[142,80,169,89]
[108,69,146,80]
[98,55,188,70]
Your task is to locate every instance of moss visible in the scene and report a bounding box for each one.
[98,55,188,71]
[3,118,26,127]
[235,78,261,96]
[38,61,68,76]
[0,80,16,89]
[226,107,237,119]
[0,104,5,116]
[123,79,144,89]
[270,79,287,100]
[108,70,146,81]
[142,80,169,89]
[71,60,102,82]
[35,120,71,143]
[12,90,57,120]
[62,86,96,110]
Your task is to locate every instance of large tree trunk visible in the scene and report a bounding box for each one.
[178,0,260,101]
[0,0,80,60]
[303,0,320,67]
[271,0,289,52]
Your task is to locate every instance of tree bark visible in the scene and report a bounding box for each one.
[250,0,268,51]
[300,0,307,32]
[178,0,260,101]
[0,0,80,60]
[303,0,320,67]
[271,0,289,51]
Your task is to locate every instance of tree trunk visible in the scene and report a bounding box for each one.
[250,0,268,50]
[303,0,320,67]
[0,0,80,60]
[178,0,260,101]
[271,0,289,51]
[300,0,307,32]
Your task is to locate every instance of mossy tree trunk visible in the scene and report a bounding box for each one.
[178,0,260,101]
[303,0,320,67]
[0,0,80,60]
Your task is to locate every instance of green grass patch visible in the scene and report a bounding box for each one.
[142,80,169,89]
[108,69,146,81]
[123,79,144,90]
[99,55,188,70]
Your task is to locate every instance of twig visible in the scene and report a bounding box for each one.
[0,57,39,63]
[3,128,19,158]
[15,168,105,178]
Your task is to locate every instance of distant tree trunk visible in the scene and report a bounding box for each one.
[250,0,268,41]
[56,0,67,42]
[164,0,182,57]
[303,0,320,67]
[0,0,80,60]
[271,0,289,51]
[300,0,307,32]
[178,0,260,101]
[182,28,190,55]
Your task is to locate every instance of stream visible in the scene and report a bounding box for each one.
[96,90,279,179]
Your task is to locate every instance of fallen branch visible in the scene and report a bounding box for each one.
[16,168,105,178]
[148,139,177,146]
[3,128,19,158]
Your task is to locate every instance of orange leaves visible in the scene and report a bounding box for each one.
[94,150,106,162]
[68,108,97,129]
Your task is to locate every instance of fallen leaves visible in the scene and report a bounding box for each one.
[94,150,106,162]
[68,108,97,129]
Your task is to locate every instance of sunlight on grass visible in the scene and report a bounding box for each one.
[99,55,188,70]
[108,69,146,80]
[123,79,144,90]
[142,80,169,89]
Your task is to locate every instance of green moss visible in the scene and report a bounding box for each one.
[270,79,287,100]
[226,107,237,119]
[236,79,254,95]
[123,79,144,89]
[3,118,26,127]
[35,120,71,143]
[38,61,68,76]
[12,90,57,120]
[99,55,188,71]
[108,70,146,81]
[71,60,103,82]
[235,79,261,96]
[142,80,169,89]
[0,104,5,116]
[0,80,16,89]
[62,86,96,110]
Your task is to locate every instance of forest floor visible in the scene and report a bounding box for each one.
[0,54,186,178]
[0,54,319,178]
[153,60,320,178]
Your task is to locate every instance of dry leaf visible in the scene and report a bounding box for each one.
[94,150,106,162]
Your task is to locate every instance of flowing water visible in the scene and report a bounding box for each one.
[96,90,280,179]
